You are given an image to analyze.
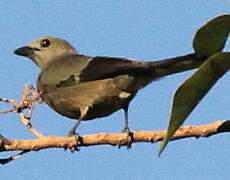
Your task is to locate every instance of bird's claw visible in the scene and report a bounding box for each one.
[121,127,130,134]
[118,127,133,149]
[66,132,81,152]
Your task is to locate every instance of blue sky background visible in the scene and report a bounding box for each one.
[0,1,229,179]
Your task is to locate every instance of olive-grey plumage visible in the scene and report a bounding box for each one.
[14,36,206,135]
[14,37,159,135]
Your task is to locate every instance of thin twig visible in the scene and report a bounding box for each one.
[0,98,16,104]
[17,84,44,138]
[0,85,40,115]
[18,113,44,138]
[0,150,30,165]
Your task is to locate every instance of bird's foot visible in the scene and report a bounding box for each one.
[66,131,81,152]
[121,127,130,134]
[118,127,133,149]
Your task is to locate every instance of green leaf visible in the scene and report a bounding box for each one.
[158,52,230,156]
[193,14,230,57]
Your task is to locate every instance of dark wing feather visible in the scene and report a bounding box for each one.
[79,56,152,82]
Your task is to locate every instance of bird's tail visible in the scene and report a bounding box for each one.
[128,53,207,91]
[146,53,206,79]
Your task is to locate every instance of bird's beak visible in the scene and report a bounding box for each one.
[14,46,40,57]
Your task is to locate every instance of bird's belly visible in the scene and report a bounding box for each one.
[39,76,136,120]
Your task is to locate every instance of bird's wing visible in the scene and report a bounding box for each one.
[78,56,151,82]
[38,55,153,88]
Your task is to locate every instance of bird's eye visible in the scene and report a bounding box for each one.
[40,39,50,48]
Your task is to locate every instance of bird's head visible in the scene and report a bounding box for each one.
[14,36,77,69]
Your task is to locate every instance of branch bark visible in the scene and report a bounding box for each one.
[1,120,229,152]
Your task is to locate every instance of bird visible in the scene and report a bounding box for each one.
[14,36,206,139]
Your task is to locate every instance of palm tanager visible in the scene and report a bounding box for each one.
[14,37,205,137]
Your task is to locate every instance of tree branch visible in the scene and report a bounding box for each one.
[1,120,229,152]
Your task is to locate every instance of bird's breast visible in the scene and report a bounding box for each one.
[37,75,136,120]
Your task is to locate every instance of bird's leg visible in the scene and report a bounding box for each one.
[67,107,88,151]
[119,105,132,148]
[68,106,89,136]
[66,119,82,152]
[68,119,82,136]
[121,106,130,134]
